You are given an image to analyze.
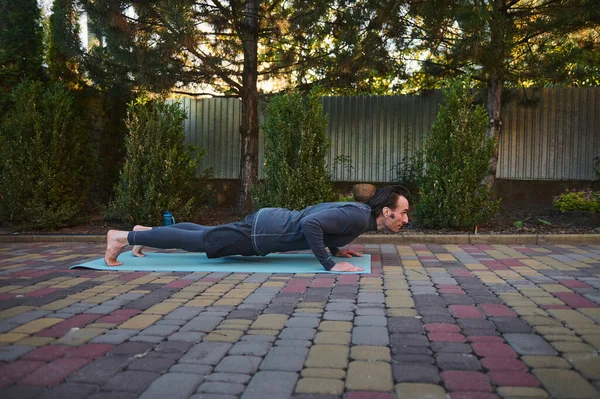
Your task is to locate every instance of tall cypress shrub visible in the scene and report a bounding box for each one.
[416,77,500,229]
[106,97,208,226]
[253,89,335,210]
[0,80,95,229]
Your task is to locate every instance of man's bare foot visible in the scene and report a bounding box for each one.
[104,230,130,266]
[132,225,151,257]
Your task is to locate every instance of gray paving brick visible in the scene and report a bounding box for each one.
[242,371,298,399]
[138,372,204,399]
[110,341,155,357]
[392,363,441,383]
[169,364,213,374]
[284,317,319,328]
[392,354,435,364]
[70,356,132,385]
[278,327,316,340]
[390,333,428,347]
[5,310,52,324]
[241,334,276,343]
[191,394,237,399]
[42,382,98,399]
[354,315,387,326]
[388,317,424,333]
[103,370,160,393]
[228,341,272,356]
[431,342,471,353]
[275,339,311,347]
[215,355,262,374]
[85,305,121,314]
[357,292,385,303]
[139,324,180,337]
[163,307,203,321]
[491,317,535,333]
[355,307,386,316]
[129,335,164,344]
[323,311,353,321]
[168,331,206,343]
[0,322,18,333]
[0,344,34,361]
[260,346,308,371]
[0,385,46,399]
[179,342,232,365]
[128,356,176,373]
[352,326,389,345]
[205,373,251,384]
[436,353,481,370]
[504,333,557,355]
[197,381,245,395]
[156,319,186,326]
[90,329,137,345]
[180,316,224,332]
[150,340,194,359]
[325,302,356,312]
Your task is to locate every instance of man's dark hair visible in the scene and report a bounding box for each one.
[366,185,411,217]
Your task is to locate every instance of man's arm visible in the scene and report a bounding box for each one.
[300,206,367,271]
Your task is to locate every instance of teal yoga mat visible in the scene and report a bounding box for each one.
[71,251,371,274]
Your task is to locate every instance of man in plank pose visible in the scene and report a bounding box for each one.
[104,185,410,272]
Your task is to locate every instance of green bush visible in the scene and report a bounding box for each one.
[252,89,335,210]
[106,97,210,226]
[415,76,500,229]
[553,189,600,213]
[0,80,95,230]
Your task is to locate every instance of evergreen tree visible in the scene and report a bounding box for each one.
[48,0,83,87]
[0,0,45,112]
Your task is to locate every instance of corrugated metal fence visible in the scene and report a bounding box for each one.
[175,88,600,182]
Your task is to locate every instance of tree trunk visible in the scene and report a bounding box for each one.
[485,77,502,189]
[236,0,260,214]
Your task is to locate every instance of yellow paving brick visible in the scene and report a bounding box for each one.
[522,316,562,327]
[395,383,446,399]
[547,309,594,325]
[579,308,600,323]
[387,308,418,317]
[385,296,414,308]
[224,289,255,298]
[565,352,600,380]
[497,387,548,398]
[185,298,215,307]
[551,342,595,353]
[540,284,573,293]
[301,368,346,379]
[41,298,80,311]
[262,282,285,287]
[318,321,353,332]
[213,298,244,306]
[296,378,344,395]
[51,277,90,288]
[350,346,391,361]
[0,285,21,293]
[297,302,325,309]
[346,361,393,391]
[205,329,244,342]
[535,326,575,336]
[581,335,600,349]
[13,318,63,334]
[314,332,351,345]
[305,345,348,369]
[119,314,161,330]
[513,307,548,317]
[530,297,565,306]
[251,314,288,330]
[0,306,36,320]
[0,333,29,343]
[143,302,181,315]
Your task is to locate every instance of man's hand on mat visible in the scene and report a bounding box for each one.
[333,249,363,258]
[331,262,364,272]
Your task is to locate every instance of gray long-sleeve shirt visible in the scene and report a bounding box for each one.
[251,202,377,270]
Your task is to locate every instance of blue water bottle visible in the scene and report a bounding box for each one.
[163,211,175,226]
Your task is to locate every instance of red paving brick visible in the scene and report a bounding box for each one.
[450,305,484,319]
[488,371,540,387]
[36,314,102,337]
[0,360,46,385]
[24,288,61,297]
[450,392,500,399]
[553,292,599,308]
[311,278,335,287]
[557,279,591,289]
[19,357,91,386]
[66,344,113,358]
[481,357,528,371]
[337,275,359,284]
[479,304,517,317]
[468,336,505,343]
[442,371,493,391]
[471,343,517,358]
[164,279,193,288]
[111,309,143,317]
[22,345,73,361]
[439,288,466,294]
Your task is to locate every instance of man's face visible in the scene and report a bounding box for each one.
[382,195,409,233]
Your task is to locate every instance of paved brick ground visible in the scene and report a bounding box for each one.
[0,242,599,399]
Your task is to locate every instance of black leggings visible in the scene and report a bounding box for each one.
[127,215,257,258]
